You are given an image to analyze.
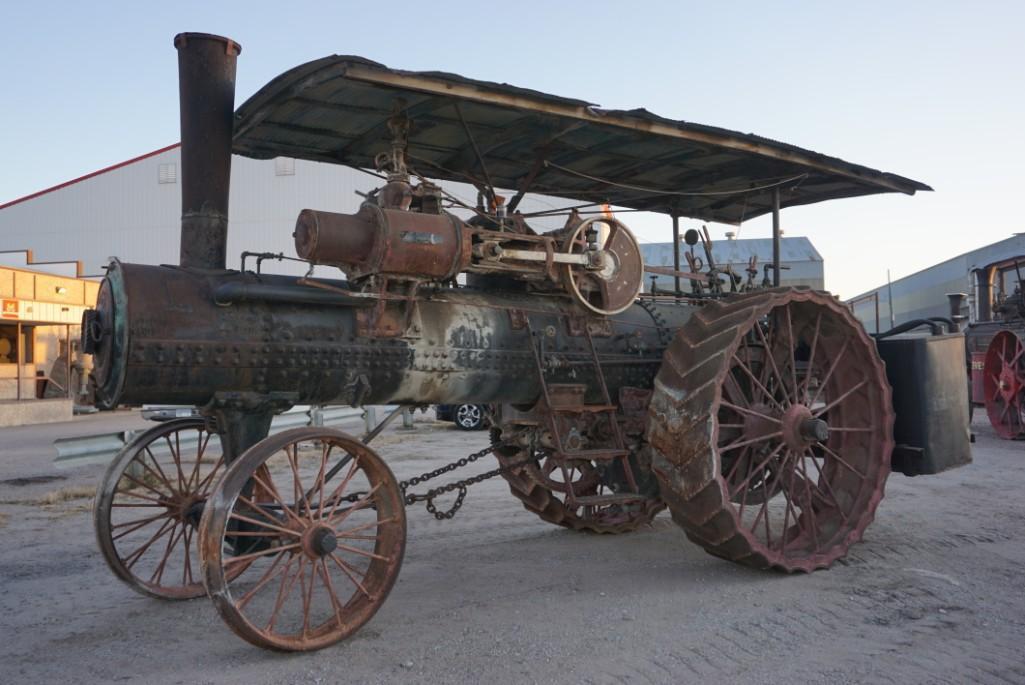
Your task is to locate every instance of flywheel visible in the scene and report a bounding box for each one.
[647,287,894,572]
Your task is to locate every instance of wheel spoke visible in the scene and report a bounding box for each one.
[727,442,785,499]
[150,521,185,585]
[754,320,791,407]
[229,510,302,538]
[249,472,307,528]
[783,305,799,404]
[165,434,186,493]
[185,430,212,492]
[131,454,178,496]
[144,447,178,496]
[792,455,821,548]
[800,313,822,401]
[182,526,194,586]
[809,338,850,408]
[336,516,397,539]
[236,551,291,610]
[327,483,381,528]
[285,444,313,519]
[721,431,783,453]
[111,512,169,540]
[805,451,850,525]
[335,543,390,562]
[816,442,867,480]
[117,470,172,499]
[329,552,372,599]
[720,400,781,424]
[323,457,362,521]
[300,555,315,637]
[813,379,867,417]
[266,555,304,632]
[318,558,346,626]
[113,489,167,505]
[224,542,302,567]
[123,518,176,569]
[731,353,785,412]
[311,442,330,521]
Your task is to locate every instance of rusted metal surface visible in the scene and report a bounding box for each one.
[86,260,691,410]
[174,33,240,270]
[82,30,963,654]
[200,428,406,651]
[647,288,894,572]
[94,418,226,599]
[295,206,469,281]
[230,55,930,224]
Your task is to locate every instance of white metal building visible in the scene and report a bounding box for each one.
[0,144,577,277]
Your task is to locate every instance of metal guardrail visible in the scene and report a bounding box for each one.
[53,405,388,468]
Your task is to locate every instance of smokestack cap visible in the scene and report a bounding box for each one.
[173,33,242,56]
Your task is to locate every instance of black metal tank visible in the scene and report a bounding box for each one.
[86,260,695,412]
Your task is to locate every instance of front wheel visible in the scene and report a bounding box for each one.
[94,418,224,600]
[200,427,406,652]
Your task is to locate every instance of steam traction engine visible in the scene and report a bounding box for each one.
[85,33,971,652]
[965,256,1025,438]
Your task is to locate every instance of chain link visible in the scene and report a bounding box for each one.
[399,442,536,520]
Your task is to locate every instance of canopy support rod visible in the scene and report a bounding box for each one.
[772,187,781,287]
[672,214,681,294]
[453,101,496,204]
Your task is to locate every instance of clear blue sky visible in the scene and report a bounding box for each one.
[2,0,1022,296]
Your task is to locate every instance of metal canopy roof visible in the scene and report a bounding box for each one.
[232,55,931,225]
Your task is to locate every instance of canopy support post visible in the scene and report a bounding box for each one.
[771,187,781,287]
[672,214,681,294]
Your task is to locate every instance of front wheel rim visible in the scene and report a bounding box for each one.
[201,428,406,652]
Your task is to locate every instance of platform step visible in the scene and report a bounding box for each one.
[555,448,629,461]
[569,493,646,507]
[552,404,618,413]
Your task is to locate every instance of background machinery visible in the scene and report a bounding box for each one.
[965,256,1025,438]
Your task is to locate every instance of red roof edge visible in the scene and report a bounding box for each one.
[0,143,182,211]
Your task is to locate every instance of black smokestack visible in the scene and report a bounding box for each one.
[173,32,241,270]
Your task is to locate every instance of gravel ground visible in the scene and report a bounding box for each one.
[0,412,1023,685]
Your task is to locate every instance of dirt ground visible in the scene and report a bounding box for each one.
[0,412,1023,685]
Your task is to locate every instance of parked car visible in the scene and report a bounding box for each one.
[435,404,489,431]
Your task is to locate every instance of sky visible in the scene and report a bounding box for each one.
[2,0,1022,297]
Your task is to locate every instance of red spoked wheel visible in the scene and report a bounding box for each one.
[983,330,1025,439]
[94,418,226,599]
[647,288,894,572]
[200,428,405,652]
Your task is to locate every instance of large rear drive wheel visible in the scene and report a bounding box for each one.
[647,288,893,572]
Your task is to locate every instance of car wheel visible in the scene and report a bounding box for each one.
[455,404,484,431]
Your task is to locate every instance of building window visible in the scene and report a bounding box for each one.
[275,158,295,176]
[158,163,177,184]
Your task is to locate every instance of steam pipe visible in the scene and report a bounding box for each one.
[174,32,241,270]
[213,281,372,307]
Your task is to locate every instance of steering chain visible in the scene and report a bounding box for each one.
[399,442,536,520]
